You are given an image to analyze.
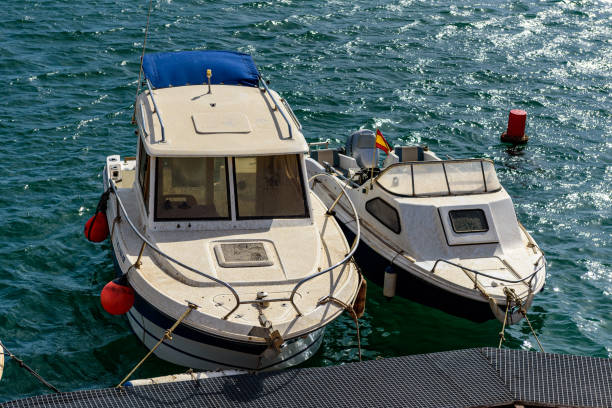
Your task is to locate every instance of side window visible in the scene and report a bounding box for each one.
[448,209,488,233]
[365,198,401,234]
[137,139,150,213]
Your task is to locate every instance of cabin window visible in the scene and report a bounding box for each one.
[137,140,150,213]
[155,157,230,220]
[233,155,308,219]
[365,198,401,234]
[449,209,489,233]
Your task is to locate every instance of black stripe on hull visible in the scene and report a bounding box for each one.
[132,292,270,355]
[340,222,496,323]
[126,309,324,371]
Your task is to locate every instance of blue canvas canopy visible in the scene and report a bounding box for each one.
[142,50,260,89]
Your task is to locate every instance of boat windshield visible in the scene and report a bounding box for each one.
[376,159,501,197]
[155,157,230,220]
[233,154,309,219]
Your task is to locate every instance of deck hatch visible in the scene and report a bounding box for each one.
[192,112,252,134]
[214,242,274,267]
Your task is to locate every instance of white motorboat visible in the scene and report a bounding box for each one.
[0,341,4,381]
[306,129,546,324]
[94,51,361,371]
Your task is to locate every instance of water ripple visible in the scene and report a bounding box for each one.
[0,0,611,401]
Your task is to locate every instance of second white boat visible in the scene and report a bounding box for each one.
[307,129,546,324]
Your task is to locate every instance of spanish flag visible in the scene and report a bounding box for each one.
[375,129,391,154]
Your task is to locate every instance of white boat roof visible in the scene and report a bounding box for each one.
[136,84,307,157]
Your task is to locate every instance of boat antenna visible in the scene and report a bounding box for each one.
[132,0,155,124]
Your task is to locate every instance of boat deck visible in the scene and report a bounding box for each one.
[3,347,611,408]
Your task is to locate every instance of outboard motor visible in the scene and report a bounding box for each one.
[346,129,380,169]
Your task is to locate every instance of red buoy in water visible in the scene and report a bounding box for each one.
[501,109,529,144]
[101,276,134,315]
[84,212,109,242]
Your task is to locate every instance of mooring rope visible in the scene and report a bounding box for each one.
[0,341,60,393]
[521,311,545,352]
[131,0,154,124]
[117,303,198,388]
[498,297,510,349]
[498,289,545,352]
[318,297,362,362]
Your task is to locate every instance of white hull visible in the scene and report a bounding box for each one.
[126,305,324,371]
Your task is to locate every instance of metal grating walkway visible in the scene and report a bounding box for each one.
[2,348,611,408]
[485,348,612,408]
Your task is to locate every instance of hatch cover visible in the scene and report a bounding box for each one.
[192,112,252,134]
[214,242,274,267]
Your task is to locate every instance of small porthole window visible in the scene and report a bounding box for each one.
[449,209,489,233]
[365,198,401,234]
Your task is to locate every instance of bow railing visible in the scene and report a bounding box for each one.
[108,172,361,320]
[430,255,546,296]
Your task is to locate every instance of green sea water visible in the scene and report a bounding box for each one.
[1,0,610,402]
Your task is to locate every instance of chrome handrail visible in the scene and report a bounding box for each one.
[138,101,149,137]
[109,180,240,319]
[259,76,293,139]
[145,79,166,143]
[281,98,302,130]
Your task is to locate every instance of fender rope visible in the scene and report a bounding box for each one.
[85,189,110,241]
[318,296,362,362]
